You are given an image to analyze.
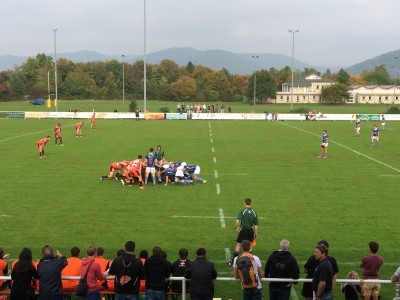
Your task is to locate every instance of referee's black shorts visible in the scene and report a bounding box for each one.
[236,229,254,243]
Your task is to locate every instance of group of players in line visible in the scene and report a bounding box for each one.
[354,113,384,147]
[100,146,207,189]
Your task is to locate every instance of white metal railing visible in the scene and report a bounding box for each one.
[0,276,395,300]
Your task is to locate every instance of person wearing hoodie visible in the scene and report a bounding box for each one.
[80,245,108,300]
[265,239,300,300]
[144,246,171,300]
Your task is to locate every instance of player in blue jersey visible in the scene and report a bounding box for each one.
[186,164,207,183]
[381,115,386,131]
[145,148,156,186]
[355,120,361,137]
[370,125,380,147]
[164,163,177,185]
[318,130,329,158]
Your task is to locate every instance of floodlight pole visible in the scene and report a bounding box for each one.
[252,55,259,106]
[289,29,299,112]
[394,56,398,102]
[53,28,58,113]
[47,71,50,99]
[122,54,125,105]
[143,0,147,113]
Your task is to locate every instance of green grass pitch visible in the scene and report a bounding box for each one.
[1,118,399,299]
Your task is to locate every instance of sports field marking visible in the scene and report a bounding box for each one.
[216,183,221,194]
[212,147,215,153]
[291,286,299,300]
[281,122,400,173]
[171,215,236,219]
[0,215,10,217]
[213,157,217,163]
[203,173,247,176]
[210,138,213,143]
[215,170,219,179]
[219,208,226,228]
[210,133,212,137]
[0,124,75,143]
[225,248,231,263]
[380,174,400,177]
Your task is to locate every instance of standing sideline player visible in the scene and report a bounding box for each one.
[54,123,63,146]
[75,121,84,137]
[318,130,329,159]
[381,115,385,131]
[355,120,361,138]
[91,113,96,130]
[370,125,380,148]
[155,145,165,182]
[36,136,51,158]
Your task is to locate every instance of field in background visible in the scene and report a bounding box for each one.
[1,117,399,299]
[0,99,398,114]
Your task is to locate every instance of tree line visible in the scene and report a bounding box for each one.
[0,53,396,103]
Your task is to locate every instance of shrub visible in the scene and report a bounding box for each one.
[128,100,137,112]
[160,107,169,113]
[386,105,400,114]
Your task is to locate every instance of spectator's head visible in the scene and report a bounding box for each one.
[196,248,206,257]
[157,145,162,150]
[241,240,251,252]
[42,245,54,258]
[179,248,189,259]
[117,249,125,257]
[161,251,167,259]
[152,246,162,257]
[139,250,148,259]
[96,247,104,256]
[0,247,4,259]
[244,198,251,206]
[279,239,290,251]
[19,248,33,262]
[317,240,329,254]
[71,247,80,257]
[150,148,154,152]
[125,241,136,253]
[138,155,143,159]
[347,271,359,280]
[369,241,379,253]
[315,244,328,259]
[14,248,34,273]
[87,245,97,257]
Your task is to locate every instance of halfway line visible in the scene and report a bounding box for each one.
[219,208,225,228]
[281,122,400,173]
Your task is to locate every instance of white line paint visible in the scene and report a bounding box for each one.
[215,170,218,178]
[208,121,211,128]
[281,122,400,173]
[171,215,235,219]
[225,248,231,263]
[210,139,213,143]
[213,157,217,163]
[216,183,221,194]
[203,173,247,176]
[212,147,215,153]
[380,174,400,177]
[219,208,226,228]
[0,215,10,217]
[291,286,299,300]
[211,260,399,265]
[0,124,75,143]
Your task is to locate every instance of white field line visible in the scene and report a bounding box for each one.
[211,260,399,266]
[203,173,247,176]
[0,215,10,217]
[210,138,213,143]
[219,208,226,228]
[225,248,231,263]
[281,122,400,173]
[0,124,75,143]
[291,286,299,300]
[380,174,400,177]
[212,147,215,153]
[213,157,217,163]
[215,170,219,179]
[216,183,221,194]
[171,215,235,219]
[210,133,212,137]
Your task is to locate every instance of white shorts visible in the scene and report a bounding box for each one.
[320,142,328,148]
[372,136,379,141]
[382,122,385,126]
[194,166,201,175]
[175,169,184,177]
[356,127,360,133]
[146,167,155,173]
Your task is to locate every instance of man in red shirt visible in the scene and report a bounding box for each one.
[36,136,51,158]
[54,123,63,146]
[75,121,84,137]
[62,247,81,292]
[100,161,127,181]
[122,155,145,189]
[91,113,96,130]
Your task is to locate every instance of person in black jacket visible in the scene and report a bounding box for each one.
[109,241,145,299]
[184,248,217,300]
[171,248,191,294]
[144,246,171,300]
[265,239,300,300]
[37,245,68,300]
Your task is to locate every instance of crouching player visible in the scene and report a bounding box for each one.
[100,161,127,181]
[36,136,51,158]
[122,155,145,189]
[174,164,193,186]
[186,164,207,183]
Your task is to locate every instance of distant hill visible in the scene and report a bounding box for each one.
[345,49,400,76]
[1,47,399,76]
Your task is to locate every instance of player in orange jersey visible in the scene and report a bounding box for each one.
[54,123,63,146]
[75,121,84,137]
[100,161,128,181]
[61,246,81,292]
[90,113,96,130]
[36,136,51,158]
[122,155,145,189]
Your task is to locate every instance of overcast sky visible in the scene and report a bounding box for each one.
[2,0,400,67]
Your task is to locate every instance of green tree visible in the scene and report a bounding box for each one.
[247,70,277,103]
[62,71,97,99]
[362,65,392,85]
[337,69,350,85]
[320,83,350,104]
[170,75,196,101]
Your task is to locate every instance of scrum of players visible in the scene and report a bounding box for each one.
[99,146,207,189]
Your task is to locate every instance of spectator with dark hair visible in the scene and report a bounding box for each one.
[144,246,171,300]
[107,249,125,294]
[139,250,148,294]
[108,241,145,300]
[95,247,109,291]
[312,244,334,300]
[10,247,38,300]
[185,248,217,300]
[62,246,81,293]
[302,240,339,300]
[37,245,68,300]
[360,241,383,300]
[171,248,191,294]
[80,245,108,300]
[0,247,10,290]
[265,239,300,300]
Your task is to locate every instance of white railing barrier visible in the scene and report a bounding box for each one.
[0,276,394,300]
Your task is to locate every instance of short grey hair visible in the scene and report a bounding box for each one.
[280,239,290,251]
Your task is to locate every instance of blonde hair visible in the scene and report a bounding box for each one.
[347,271,359,286]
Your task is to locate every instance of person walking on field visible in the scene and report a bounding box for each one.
[231,198,258,265]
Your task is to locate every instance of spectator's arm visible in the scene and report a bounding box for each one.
[391,273,400,283]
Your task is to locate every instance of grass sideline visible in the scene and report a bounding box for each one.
[1,118,399,299]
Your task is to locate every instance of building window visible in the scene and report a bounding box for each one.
[363,97,365,100]
[385,97,388,100]
[379,97,381,101]
[369,97,372,100]
[303,96,306,100]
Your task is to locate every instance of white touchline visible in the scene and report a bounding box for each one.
[216,183,221,194]
[0,124,75,143]
[219,208,226,228]
[171,215,236,219]
[281,122,400,173]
